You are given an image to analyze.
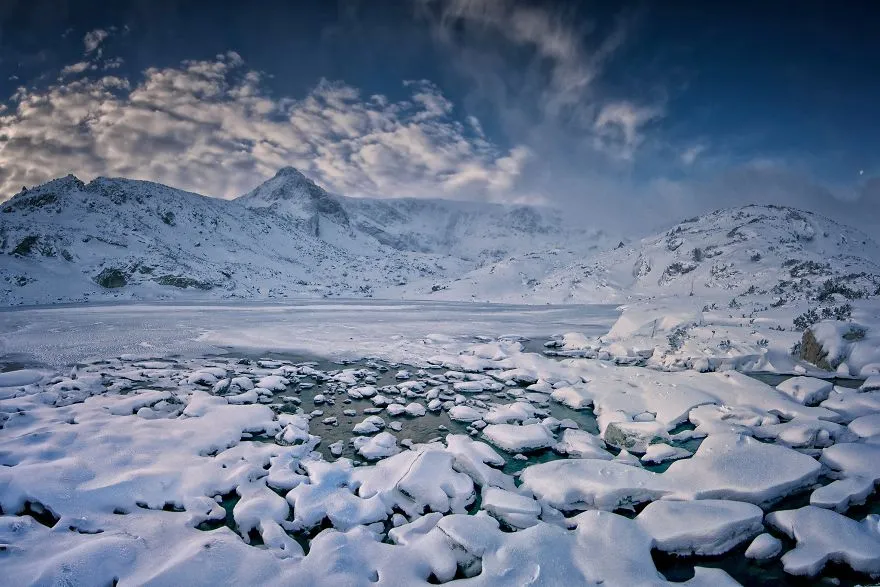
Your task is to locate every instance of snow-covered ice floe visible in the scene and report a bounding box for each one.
[636,499,764,556]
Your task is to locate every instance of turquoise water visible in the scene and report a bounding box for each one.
[221,353,600,464]
[201,351,878,584]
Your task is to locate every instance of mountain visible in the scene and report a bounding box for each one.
[3,170,877,309]
[237,167,356,245]
[239,167,611,262]
[0,174,450,305]
[409,204,880,305]
[0,167,606,305]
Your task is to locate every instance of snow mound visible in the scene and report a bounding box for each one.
[636,499,764,556]
[767,506,880,577]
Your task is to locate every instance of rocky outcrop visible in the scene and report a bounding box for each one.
[799,328,832,370]
[94,268,128,288]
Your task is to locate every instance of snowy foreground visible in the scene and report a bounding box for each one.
[1,301,880,586]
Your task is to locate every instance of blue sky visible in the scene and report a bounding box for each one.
[1,0,878,232]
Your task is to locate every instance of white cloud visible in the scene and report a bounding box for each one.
[60,61,94,77]
[431,0,611,114]
[421,0,662,162]
[0,52,528,202]
[593,101,663,160]
[103,57,124,70]
[83,29,110,55]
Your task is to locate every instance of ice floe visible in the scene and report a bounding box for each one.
[635,499,764,556]
[767,506,880,577]
[482,423,555,453]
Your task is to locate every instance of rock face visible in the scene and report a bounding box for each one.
[798,321,878,377]
[799,328,831,370]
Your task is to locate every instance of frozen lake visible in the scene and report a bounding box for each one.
[3,299,879,586]
[0,299,619,367]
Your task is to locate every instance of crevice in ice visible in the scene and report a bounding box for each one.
[244,528,265,546]
[135,500,185,512]
[845,493,880,519]
[18,500,60,528]
[465,493,483,516]
[68,524,104,535]
[612,500,652,520]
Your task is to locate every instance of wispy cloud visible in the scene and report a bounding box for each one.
[593,102,664,160]
[410,0,875,232]
[83,29,110,55]
[60,61,94,77]
[0,53,528,201]
[680,144,707,166]
[419,0,659,156]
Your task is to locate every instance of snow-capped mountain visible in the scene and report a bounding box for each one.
[3,170,878,308]
[0,174,453,305]
[412,205,880,304]
[239,167,611,262]
[0,168,607,305]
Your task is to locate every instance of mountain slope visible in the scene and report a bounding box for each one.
[408,205,880,304]
[0,174,452,305]
[4,170,878,310]
[239,167,612,262]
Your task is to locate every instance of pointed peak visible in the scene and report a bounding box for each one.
[273,166,309,181]
[240,166,349,227]
[240,166,334,205]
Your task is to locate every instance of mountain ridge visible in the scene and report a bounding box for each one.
[237,167,610,261]
[403,203,880,306]
[2,169,878,308]
[0,171,454,305]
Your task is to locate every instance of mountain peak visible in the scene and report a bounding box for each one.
[242,166,328,202]
[38,173,85,192]
[239,166,350,231]
[273,166,310,181]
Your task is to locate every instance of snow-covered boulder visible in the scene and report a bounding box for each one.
[775,376,833,405]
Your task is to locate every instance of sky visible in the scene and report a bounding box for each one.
[0,0,878,234]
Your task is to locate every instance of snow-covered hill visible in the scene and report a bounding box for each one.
[395,204,880,376]
[0,174,454,305]
[412,204,880,305]
[0,168,609,305]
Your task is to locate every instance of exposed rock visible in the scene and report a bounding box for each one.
[799,328,831,370]
[604,421,668,453]
[94,268,128,288]
[154,275,214,290]
[11,235,39,256]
